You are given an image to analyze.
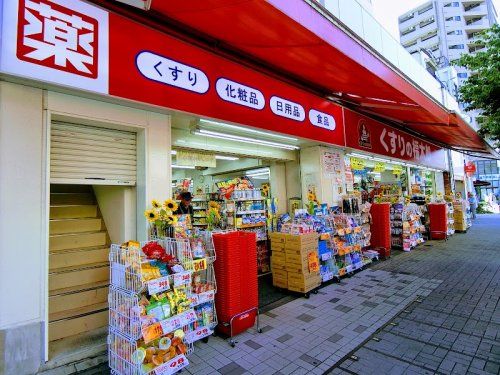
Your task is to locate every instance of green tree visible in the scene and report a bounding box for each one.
[454,24,500,148]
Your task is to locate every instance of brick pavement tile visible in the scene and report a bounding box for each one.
[295,313,315,323]
[218,362,247,375]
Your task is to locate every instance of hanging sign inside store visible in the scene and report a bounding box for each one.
[344,110,446,170]
[374,162,386,173]
[392,165,403,175]
[0,0,346,148]
[350,157,365,171]
[176,150,216,168]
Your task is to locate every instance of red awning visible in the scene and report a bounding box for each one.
[145,0,492,153]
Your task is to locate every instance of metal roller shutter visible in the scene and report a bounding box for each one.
[50,122,137,185]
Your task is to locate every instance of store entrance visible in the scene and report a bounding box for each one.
[170,114,305,308]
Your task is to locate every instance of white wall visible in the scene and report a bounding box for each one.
[0,82,44,329]
[435,171,445,196]
[300,146,346,208]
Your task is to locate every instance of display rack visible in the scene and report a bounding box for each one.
[453,200,468,232]
[447,202,455,236]
[391,203,425,251]
[108,233,218,375]
[225,194,270,275]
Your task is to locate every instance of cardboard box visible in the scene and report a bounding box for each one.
[284,233,318,249]
[272,268,288,280]
[271,256,287,271]
[285,252,309,265]
[272,251,286,264]
[286,262,310,274]
[270,241,286,251]
[287,279,321,293]
[288,271,320,284]
[269,232,286,243]
[273,277,288,289]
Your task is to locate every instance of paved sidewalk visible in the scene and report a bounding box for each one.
[82,214,499,374]
[331,214,500,375]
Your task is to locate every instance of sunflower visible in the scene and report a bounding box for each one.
[208,201,219,209]
[166,214,178,225]
[307,192,316,202]
[144,209,159,222]
[151,199,161,209]
[163,199,178,212]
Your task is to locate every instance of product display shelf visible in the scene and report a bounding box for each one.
[225,196,270,275]
[453,200,468,232]
[390,203,425,251]
[328,214,370,277]
[192,198,208,227]
[108,234,218,375]
[447,202,455,236]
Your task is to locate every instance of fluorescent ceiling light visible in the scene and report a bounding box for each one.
[215,155,239,161]
[246,172,270,178]
[194,129,300,150]
[171,150,239,161]
[172,165,196,169]
[199,119,298,142]
[246,168,270,175]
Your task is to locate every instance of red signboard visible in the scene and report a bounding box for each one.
[107,12,345,146]
[464,161,476,176]
[344,110,446,170]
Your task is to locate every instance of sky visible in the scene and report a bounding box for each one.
[372,0,500,40]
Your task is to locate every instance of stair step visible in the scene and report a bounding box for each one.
[49,263,109,292]
[50,193,96,205]
[49,301,108,322]
[51,184,92,194]
[50,205,97,219]
[49,310,108,342]
[50,218,102,234]
[50,286,108,315]
[50,261,109,275]
[49,246,109,270]
[50,280,109,297]
[50,231,107,251]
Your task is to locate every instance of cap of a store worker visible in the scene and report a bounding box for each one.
[175,191,194,217]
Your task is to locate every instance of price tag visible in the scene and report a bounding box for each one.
[307,252,319,273]
[160,316,183,334]
[147,276,170,295]
[185,326,213,344]
[197,290,215,304]
[173,271,191,287]
[321,252,332,261]
[180,309,197,325]
[192,258,207,272]
[322,272,334,282]
[142,322,163,343]
[155,355,189,375]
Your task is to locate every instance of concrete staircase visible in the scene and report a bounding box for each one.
[49,185,109,343]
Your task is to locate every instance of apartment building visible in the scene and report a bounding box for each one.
[398,0,497,124]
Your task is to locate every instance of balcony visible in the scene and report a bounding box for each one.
[465,17,489,31]
[464,3,487,15]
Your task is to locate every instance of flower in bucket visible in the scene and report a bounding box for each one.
[261,183,270,197]
[206,201,221,230]
[163,199,178,212]
[144,209,159,222]
[144,199,178,237]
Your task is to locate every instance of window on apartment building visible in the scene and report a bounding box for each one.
[419,17,435,27]
[400,13,415,22]
[449,44,465,49]
[418,4,434,14]
[444,2,460,6]
[402,26,416,36]
[447,30,463,35]
[422,32,438,42]
[404,40,418,48]
[457,73,468,78]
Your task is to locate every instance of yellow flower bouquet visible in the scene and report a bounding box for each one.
[144,199,178,238]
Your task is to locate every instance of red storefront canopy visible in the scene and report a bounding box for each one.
[140,0,491,154]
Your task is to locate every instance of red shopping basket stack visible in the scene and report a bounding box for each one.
[428,203,447,240]
[213,231,258,338]
[370,203,391,258]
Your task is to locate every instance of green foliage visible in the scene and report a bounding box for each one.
[454,24,500,147]
[477,201,494,214]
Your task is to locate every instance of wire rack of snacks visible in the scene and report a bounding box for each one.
[447,202,456,236]
[108,234,217,375]
[390,203,425,251]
